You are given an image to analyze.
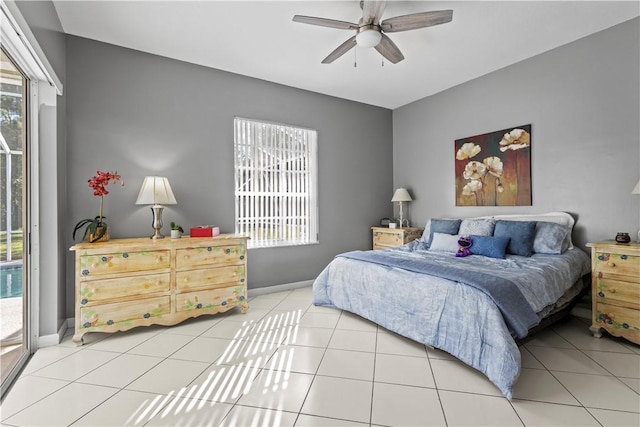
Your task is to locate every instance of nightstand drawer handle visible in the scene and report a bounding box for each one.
[607,262,616,267]
[607,313,615,320]
[609,288,616,293]
[183,255,190,260]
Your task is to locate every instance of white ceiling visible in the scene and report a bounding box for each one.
[52,1,639,109]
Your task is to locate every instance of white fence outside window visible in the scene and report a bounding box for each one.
[234,117,318,248]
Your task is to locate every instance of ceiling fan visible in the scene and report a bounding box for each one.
[293,0,453,64]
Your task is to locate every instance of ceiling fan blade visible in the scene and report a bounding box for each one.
[374,33,404,64]
[293,15,358,30]
[321,36,357,64]
[361,0,387,25]
[381,9,453,33]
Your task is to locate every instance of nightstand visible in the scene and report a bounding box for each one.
[372,227,422,250]
[586,241,640,345]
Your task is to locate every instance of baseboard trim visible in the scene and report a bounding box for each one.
[248,280,313,297]
[38,321,68,348]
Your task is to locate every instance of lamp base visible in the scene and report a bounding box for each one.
[149,205,165,239]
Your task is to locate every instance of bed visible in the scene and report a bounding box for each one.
[312,212,592,399]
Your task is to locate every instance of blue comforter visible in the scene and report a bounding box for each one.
[313,244,591,399]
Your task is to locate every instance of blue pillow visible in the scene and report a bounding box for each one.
[493,220,536,257]
[533,221,570,254]
[470,235,510,259]
[426,219,462,246]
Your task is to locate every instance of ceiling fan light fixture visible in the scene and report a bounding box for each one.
[356,27,382,48]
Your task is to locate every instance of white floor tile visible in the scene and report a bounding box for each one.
[76,353,164,388]
[553,318,635,353]
[88,328,163,353]
[512,368,580,405]
[19,345,80,375]
[587,407,640,427]
[295,414,368,426]
[525,328,576,349]
[127,333,195,358]
[125,358,209,395]
[526,346,611,375]
[3,383,118,427]
[222,308,270,323]
[430,359,502,396]
[376,329,427,357]
[583,350,640,378]
[371,382,446,426]
[374,353,435,388]
[266,344,325,375]
[0,375,69,419]
[305,304,342,315]
[201,317,257,340]
[317,348,375,381]
[283,325,333,348]
[512,400,600,426]
[189,362,261,404]
[425,345,457,361]
[220,405,298,427]
[274,299,312,312]
[301,376,373,424]
[439,390,522,426]
[28,348,119,381]
[146,398,234,426]
[335,312,378,332]
[236,369,314,413]
[169,336,233,363]
[619,377,640,394]
[160,315,223,336]
[299,312,340,329]
[72,389,168,426]
[553,371,640,412]
[519,346,545,369]
[214,336,279,368]
[328,329,376,352]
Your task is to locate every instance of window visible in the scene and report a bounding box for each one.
[234,117,318,248]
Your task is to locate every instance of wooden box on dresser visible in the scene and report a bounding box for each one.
[70,235,249,345]
[371,227,422,250]
[586,241,640,345]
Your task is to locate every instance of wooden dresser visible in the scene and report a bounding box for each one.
[70,235,249,344]
[372,227,422,250]
[586,241,640,345]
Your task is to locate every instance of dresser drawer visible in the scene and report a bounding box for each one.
[595,277,640,310]
[175,266,245,290]
[373,231,405,247]
[176,245,245,269]
[594,252,640,278]
[176,286,246,312]
[79,250,170,277]
[79,273,170,303]
[79,295,171,330]
[595,302,640,333]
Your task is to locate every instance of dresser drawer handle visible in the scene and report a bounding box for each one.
[607,313,615,320]
[183,277,189,282]
[598,272,603,278]
[609,288,616,294]
[91,263,98,269]
[240,255,245,260]
[607,262,616,267]
[156,257,163,263]
[183,255,190,260]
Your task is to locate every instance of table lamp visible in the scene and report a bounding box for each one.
[136,176,177,239]
[391,188,413,228]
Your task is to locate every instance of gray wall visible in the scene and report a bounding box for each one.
[64,35,393,318]
[393,17,640,250]
[15,0,67,337]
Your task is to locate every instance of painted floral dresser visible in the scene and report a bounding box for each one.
[70,235,248,344]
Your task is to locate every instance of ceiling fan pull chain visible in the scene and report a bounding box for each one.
[354,46,357,68]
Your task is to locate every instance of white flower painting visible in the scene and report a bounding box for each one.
[455,125,532,206]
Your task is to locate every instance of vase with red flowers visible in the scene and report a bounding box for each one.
[73,171,124,243]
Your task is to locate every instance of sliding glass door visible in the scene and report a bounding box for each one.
[1,47,30,396]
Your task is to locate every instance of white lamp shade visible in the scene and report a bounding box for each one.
[633,179,640,195]
[136,176,177,205]
[356,28,382,48]
[391,188,413,202]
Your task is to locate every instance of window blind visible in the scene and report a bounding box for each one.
[234,117,318,248]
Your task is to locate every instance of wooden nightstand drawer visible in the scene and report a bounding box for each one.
[176,245,245,269]
[594,302,640,335]
[595,277,640,310]
[79,250,170,277]
[176,266,245,290]
[79,273,170,303]
[79,295,171,330]
[594,252,640,277]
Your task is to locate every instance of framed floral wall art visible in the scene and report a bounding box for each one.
[455,124,532,206]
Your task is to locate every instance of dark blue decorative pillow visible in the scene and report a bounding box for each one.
[426,219,462,247]
[470,235,510,259]
[493,220,537,257]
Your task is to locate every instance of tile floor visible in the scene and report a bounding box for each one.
[1,286,639,426]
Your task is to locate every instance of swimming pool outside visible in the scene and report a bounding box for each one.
[0,262,23,299]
